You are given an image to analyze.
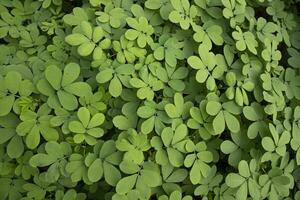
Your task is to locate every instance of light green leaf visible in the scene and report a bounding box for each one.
[57,90,78,111]
[64,82,91,97]
[78,42,95,56]
[29,154,56,167]
[88,159,103,182]
[65,33,88,46]
[104,162,121,186]
[238,160,250,178]
[88,113,105,128]
[96,69,114,83]
[7,135,24,158]
[26,125,40,149]
[108,76,122,97]
[213,111,225,134]
[116,174,138,195]
[0,95,15,116]
[225,173,245,188]
[165,104,180,118]
[141,116,155,134]
[224,111,240,133]
[167,148,184,167]
[77,107,90,128]
[45,65,62,90]
[62,63,80,87]
[262,137,275,152]
[221,140,238,154]
[206,101,222,116]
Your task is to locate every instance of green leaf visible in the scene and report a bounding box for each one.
[190,161,201,184]
[165,104,180,118]
[221,140,238,154]
[78,42,95,56]
[130,78,147,88]
[225,173,245,188]
[206,25,223,45]
[96,69,114,83]
[30,154,56,167]
[262,137,275,152]
[65,33,88,46]
[140,169,161,187]
[109,76,122,97]
[113,116,133,130]
[45,65,62,90]
[141,116,155,134]
[0,95,15,116]
[69,121,85,133]
[7,135,24,158]
[213,111,225,134]
[125,29,139,41]
[137,106,156,118]
[104,162,121,186]
[57,90,78,111]
[167,148,184,167]
[238,160,250,178]
[196,69,209,83]
[88,159,103,182]
[206,101,221,116]
[236,181,247,200]
[0,128,15,144]
[243,106,261,121]
[224,111,240,133]
[64,82,91,97]
[88,113,105,128]
[77,107,90,128]
[81,21,93,39]
[5,71,22,94]
[62,63,80,87]
[116,174,138,195]
[26,125,40,149]
[93,26,104,43]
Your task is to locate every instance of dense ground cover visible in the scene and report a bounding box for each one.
[0,0,300,199]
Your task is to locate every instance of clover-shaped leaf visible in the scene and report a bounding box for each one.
[220,131,253,167]
[96,61,135,97]
[225,160,261,200]
[65,21,111,59]
[206,100,242,134]
[152,35,185,67]
[243,103,268,139]
[188,47,224,90]
[0,71,34,116]
[16,104,59,149]
[261,123,290,161]
[224,71,254,106]
[232,26,258,55]
[193,23,223,50]
[116,129,151,165]
[158,190,192,200]
[29,141,71,183]
[37,63,92,110]
[114,161,162,199]
[145,0,172,20]
[184,141,213,184]
[112,35,147,64]
[85,140,122,185]
[125,16,154,48]
[168,0,197,30]
[69,107,105,145]
[96,3,127,29]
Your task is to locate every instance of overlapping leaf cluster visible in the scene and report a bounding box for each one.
[0,0,300,199]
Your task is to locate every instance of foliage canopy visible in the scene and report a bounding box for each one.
[0,0,300,199]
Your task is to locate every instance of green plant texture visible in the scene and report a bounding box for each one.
[0,0,300,199]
